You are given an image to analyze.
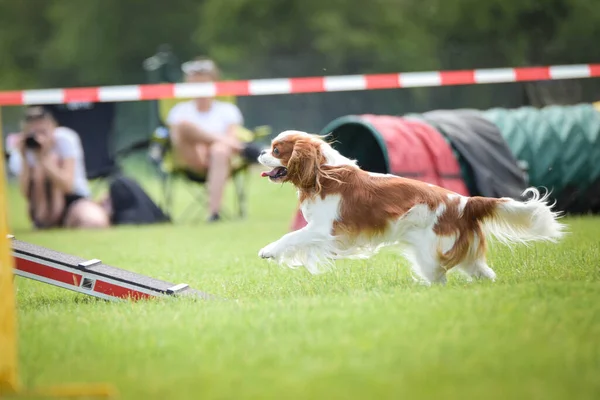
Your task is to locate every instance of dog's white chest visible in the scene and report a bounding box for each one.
[299,194,342,229]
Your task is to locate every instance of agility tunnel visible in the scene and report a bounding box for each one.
[290,103,600,231]
[481,104,600,214]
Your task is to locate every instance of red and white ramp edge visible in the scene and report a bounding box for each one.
[13,252,155,301]
[1,63,599,106]
[8,235,208,302]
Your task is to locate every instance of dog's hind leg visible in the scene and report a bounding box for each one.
[456,257,497,282]
[454,230,497,282]
[404,232,448,285]
[416,253,447,285]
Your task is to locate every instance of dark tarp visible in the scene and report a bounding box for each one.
[418,109,528,199]
[45,103,118,180]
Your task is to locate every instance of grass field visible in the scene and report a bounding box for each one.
[5,164,600,400]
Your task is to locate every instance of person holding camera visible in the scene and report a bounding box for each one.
[8,106,109,229]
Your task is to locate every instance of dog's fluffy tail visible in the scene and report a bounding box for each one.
[472,188,567,246]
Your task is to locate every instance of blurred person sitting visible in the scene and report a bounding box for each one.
[165,57,261,222]
[8,106,110,229]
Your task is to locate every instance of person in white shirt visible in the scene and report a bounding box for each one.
[166,57,261,222]
[9,106,109,229]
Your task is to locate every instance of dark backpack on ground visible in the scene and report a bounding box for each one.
[109,175,171,225]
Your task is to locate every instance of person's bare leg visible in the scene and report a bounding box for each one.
[29,166,50,226]
[48,183,65,226]
[47,154,66,226]
[207,142,232,217]
[171,122,242,151]
[63,199,110,229]
[170,123,213,172]
[189,144,210,173]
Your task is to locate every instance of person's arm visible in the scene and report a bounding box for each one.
[225,124,241,142]
[38,154,75,194]
[224,103,244,147]
[9,136,51,226]
[17,154,31,197]
[36,129,79,194]
[30,151,69,227]
[9,136,32,197]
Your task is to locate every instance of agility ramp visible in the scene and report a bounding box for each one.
[8,235,212,302]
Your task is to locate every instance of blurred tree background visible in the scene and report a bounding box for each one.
[1,0,599,144]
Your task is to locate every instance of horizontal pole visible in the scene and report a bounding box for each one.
[0,63,599,106]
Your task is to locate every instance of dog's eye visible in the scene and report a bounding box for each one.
[273,148,280,156]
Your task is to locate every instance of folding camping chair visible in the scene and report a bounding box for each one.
[147,96,270,222]
[141,45,271,222]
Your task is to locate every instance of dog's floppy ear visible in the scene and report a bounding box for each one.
[287,138,321,191]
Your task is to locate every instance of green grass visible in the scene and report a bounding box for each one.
[6,165,600,400]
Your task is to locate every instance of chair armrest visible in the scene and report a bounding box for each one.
[253,125,272,139]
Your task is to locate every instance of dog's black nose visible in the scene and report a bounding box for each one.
[260,150,267,156]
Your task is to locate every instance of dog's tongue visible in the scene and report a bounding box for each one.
[261,169,279,178]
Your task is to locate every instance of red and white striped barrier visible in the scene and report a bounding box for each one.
[1,63,599,106]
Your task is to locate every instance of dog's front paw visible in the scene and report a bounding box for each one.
[258,243,279,260]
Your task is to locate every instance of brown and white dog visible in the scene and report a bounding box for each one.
[258,130,566,284]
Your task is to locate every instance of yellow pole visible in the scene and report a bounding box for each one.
[0,107,20,396]
[0,106,117,398]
